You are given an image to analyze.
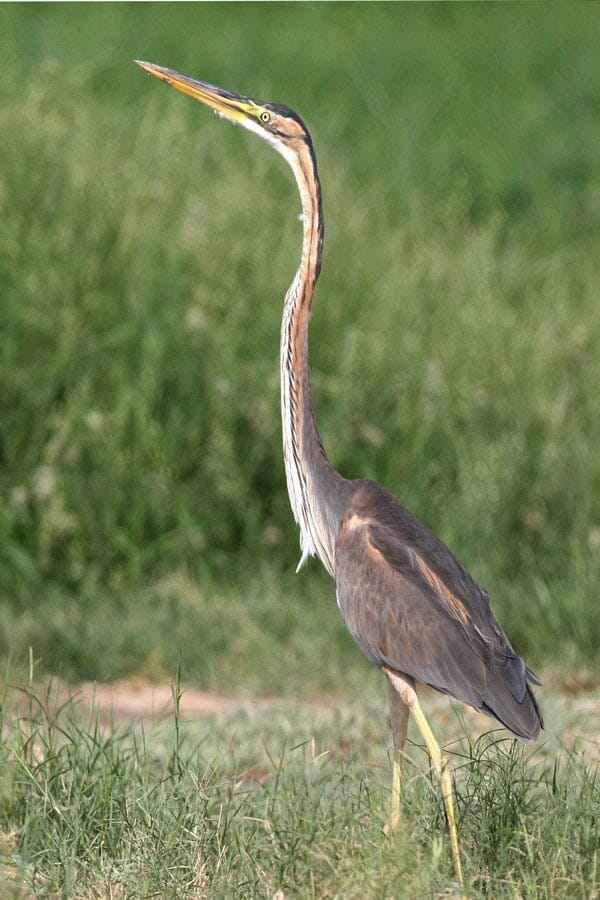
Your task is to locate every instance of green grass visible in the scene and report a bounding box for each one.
[1,4,600,688]
[0,679,598,898]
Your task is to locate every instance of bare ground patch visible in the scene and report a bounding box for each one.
[2,672,598,758]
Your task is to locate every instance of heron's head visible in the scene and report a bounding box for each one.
[135,61,312,166]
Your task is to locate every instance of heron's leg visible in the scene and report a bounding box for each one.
[410,699,465,898]
[384,677,410,835]
[382,667,465,897]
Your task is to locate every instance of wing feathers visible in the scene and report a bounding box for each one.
[335,481,543,741]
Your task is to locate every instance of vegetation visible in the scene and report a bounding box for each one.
[2,4,599,689]
[1,678,598,898]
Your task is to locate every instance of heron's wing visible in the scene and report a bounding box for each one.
[334,483,542,740]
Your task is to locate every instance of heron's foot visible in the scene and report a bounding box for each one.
[383,809,400,837]
[439,762,466,899]
[410,700,466,899]
[384,795,401,836]
[384,750,402,836]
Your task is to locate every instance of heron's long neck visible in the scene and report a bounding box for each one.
[280,140,349,576]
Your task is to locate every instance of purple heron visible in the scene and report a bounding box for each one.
[136,61,543,894]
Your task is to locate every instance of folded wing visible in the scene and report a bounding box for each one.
[335,481,542,741]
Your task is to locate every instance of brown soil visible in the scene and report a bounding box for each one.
[4,672,598,740]
[4,677,342,728]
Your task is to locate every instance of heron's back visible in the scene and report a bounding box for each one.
[334,480,543,741]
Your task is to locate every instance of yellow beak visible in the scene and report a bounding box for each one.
[135,60,254,125]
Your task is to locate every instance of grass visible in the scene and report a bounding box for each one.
[0,677,598,898]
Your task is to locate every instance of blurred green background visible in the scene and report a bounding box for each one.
[1,3,599,691]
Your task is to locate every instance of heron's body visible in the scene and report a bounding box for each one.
[335,479,541,740]
[137,61,543,893]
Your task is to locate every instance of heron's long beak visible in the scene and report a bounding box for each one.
[135,60,254,124]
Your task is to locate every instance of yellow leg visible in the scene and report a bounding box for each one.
[385,678,409,835]
[410,699,465,898]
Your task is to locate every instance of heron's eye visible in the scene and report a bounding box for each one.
[260,111,271,124]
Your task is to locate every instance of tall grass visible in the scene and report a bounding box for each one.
[1,4,600,686]
[0,682,598,897]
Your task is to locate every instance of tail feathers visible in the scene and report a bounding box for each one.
[481,665,543,742]
[525,664,542,687]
